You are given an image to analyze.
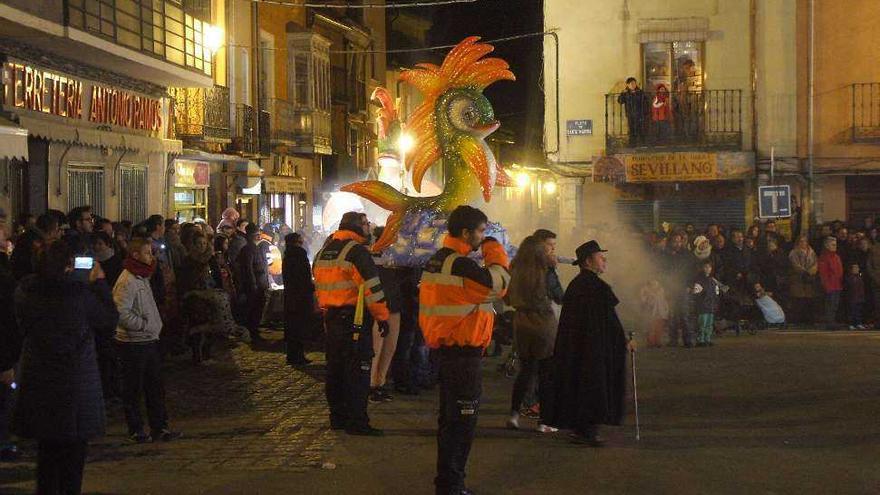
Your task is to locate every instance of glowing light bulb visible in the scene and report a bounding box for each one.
[398,133,415,154]
[203,24,224,55]
[543,181,558,194]
[515,172,531,188]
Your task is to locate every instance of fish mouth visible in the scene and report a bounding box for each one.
[471,121,500,137]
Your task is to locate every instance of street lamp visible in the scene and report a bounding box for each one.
[397,132,415,193]
[543,181,558,195]
[203,24,225,56]
[515,171,531,189]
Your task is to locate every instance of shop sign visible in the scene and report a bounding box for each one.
[174,160,209,187]
[89,86,162,132]
[1,60,163,134]
[1,62,83,119]
[265,176,307,194]
[624,152,718,182]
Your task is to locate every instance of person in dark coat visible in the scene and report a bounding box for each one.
[236,223,270,343]
[547,241,635,446]
[617,77,649,146]
[282,232,315,366]
[13,240,119,494]
[91,231,125,399]
[664,233,696,346]
[0,247,22,461]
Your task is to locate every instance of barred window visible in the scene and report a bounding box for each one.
[120,166,148,223]
[1,158,27,222]
[68,165,105,218]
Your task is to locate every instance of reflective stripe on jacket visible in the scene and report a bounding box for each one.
[419,235,510,349]
[313,229,390,322]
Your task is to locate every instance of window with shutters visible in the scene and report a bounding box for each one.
[68,166,106,218]
[1,158,27,221]
[120,167,148,223]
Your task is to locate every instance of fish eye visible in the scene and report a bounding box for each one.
[448,97,479,131]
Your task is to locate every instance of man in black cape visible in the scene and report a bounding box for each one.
[547,240,634,446]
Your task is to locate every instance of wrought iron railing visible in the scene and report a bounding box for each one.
[258,109,271,156]
[66,0,213,76]
[852,83,880,143]
[270,98,331,154]
[605,89,743,153]
[232,104,258,155]
[171,85,231,142]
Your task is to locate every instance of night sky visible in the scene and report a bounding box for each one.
[388,0,545,165]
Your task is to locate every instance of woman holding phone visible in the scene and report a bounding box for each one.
[13,240,119,494]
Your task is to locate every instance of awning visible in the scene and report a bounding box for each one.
[0,116,28,160]
[233,160,263,190]
[15,114,177,155]
[177,149,249,165]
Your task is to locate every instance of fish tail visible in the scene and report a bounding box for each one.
[340,181,418,253]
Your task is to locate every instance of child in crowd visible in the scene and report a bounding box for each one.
[113,238,181,443]
[754,282,786,327]
[845,263,867,330]
[692,260,721,347]
[640,280,669,348]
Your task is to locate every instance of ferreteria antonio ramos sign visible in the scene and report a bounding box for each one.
[623,152,718,182]
[1,60,163,134]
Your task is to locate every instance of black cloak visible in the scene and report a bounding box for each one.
[547,269,628,432]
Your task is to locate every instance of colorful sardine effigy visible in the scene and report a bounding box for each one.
[341,37,516,265]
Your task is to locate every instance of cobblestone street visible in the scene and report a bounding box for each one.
[3,329,880,494]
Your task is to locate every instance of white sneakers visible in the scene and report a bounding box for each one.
[507,413,559,433]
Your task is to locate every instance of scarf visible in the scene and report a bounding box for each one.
[123,255,156,278]
[789,247,817,272]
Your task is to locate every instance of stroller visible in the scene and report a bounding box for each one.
[717,278,761,336]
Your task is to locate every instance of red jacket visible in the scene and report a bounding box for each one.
[818,251,843,292]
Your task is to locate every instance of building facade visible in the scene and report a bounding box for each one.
[795,0,880,228]
[543,0,798,236]
[0,0,217,223]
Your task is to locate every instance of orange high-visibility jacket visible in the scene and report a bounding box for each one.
[419,235,511,349]
[313,230,390,322]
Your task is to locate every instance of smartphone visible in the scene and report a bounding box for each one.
[74,256,94,270]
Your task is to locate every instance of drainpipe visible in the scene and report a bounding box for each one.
[750,0,758,154]
[808,0,816,226]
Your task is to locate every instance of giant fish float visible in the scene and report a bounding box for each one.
[342,36,517,266]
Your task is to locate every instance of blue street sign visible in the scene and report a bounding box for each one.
[758,185,792,218]
[566,119,593,136]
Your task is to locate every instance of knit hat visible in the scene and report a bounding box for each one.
[693,235,712,260]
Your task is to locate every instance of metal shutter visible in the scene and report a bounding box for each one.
[658,198,745,231]
[120,167,147,223]
[615,200,655,232]
[68,166,105,217]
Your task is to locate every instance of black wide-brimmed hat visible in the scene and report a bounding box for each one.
[572,240,607,265]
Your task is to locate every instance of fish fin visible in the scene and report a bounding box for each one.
[340,181,412,253]
[495,163,515,187]
[459,137,493,202]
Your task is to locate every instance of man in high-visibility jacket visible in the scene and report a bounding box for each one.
[314,211,390,436]
[419,205,510,495]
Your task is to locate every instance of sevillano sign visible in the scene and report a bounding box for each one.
[1,61,163,134]
[623,152,718,182]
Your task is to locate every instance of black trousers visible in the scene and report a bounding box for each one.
[37,439,88,495]
[245,290,268,338]
[117,341,168,435]
[95,329,119,399]
[324,309,374,430]
[510,356,553,422]
[435,347,482,495]
[0,382,12,446]
[284,308,309,362]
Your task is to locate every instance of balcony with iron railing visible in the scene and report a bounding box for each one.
[852,83,880,143]
[270,98,332,155]
[605,90,743,154]
[230,104,270,157]
[171,85,231,143]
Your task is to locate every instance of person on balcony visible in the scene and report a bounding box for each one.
[617,77,649,147]
[652,84,673,143]
[673,58,701,140]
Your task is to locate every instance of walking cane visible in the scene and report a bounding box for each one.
[628,331,641,442]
